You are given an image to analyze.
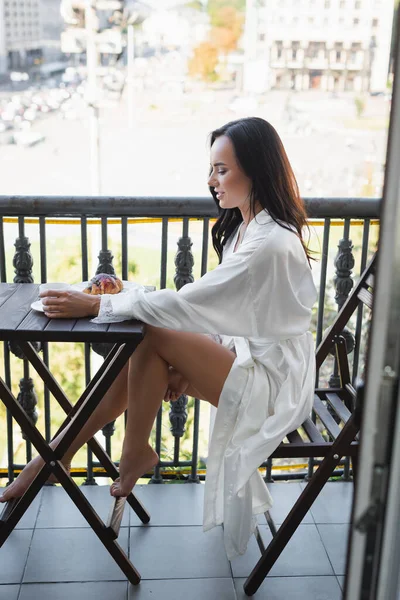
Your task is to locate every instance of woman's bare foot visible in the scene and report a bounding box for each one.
[0,456,45,503]
[47,463,71,484]
[0,457,71,503]
[110,445,158,497]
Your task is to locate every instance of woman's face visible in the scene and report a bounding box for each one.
[208,135,253,213]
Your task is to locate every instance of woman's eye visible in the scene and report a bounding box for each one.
[218,170,227,175]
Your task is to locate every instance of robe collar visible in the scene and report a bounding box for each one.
[245,209,273,231]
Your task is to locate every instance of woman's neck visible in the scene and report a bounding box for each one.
[240,203,265,226]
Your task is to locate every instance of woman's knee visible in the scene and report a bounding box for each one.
[143,324,170,346]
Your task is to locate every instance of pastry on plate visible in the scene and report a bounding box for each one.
[83,273,123,295]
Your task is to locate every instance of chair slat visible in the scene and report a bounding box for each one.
[313,396,342,439]
[286,429,304,444]
[325,392,351,423]
[302,417,325,443]
[357,287,373,309]
[365,273,374,288]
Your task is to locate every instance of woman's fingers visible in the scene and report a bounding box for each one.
[40,290,99,319]
[163,389,180,403]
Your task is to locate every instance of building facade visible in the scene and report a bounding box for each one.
[251,0,394,93]
[0,0,64,76]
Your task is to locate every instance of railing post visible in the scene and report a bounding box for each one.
[13,234,33,284]
[95,249,116,276]
[329,236,355,388]
[92,221,116,357]
[10,221,39,465]
[329,233,355,481]
[17,377,38,441]
[170,231,198,481]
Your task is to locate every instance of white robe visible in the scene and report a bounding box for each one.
[93,209,317,559]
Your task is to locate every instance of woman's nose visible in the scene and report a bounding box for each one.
[208,174,217,187]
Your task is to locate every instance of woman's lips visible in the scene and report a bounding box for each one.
[216,192,224,200]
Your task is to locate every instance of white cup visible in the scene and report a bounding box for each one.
[39,283,71,296]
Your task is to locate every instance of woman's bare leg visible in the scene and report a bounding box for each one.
[1,328,235,502]
[111,326,235,497]
[0,362,130,502]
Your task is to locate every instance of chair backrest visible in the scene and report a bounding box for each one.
[270,253,376,460]
[316,253,376,372]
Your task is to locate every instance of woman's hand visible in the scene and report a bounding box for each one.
[40,290,101,319]
[164,367,189,402]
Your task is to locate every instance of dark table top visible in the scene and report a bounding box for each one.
[0,284,144,343]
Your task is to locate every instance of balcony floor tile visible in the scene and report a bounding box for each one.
[132,483,204,526]
[23,527,129,583]
[35,485,130,529]
[0,529,33,584]
[316,524,350,575]
[0,585,20,600]
[0,487,42,529]
[19,582,128,600]
[257,482,314,525]
[230,524,334,578]
[234,576,342,599]
[300,481,354,524]
[128,578,236,600]
[129,524,231,579]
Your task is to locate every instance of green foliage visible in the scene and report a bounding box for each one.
[354,95,366,119]
[208,0,245,22]
[185,0,204,9]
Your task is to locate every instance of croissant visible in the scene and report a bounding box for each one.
[83,273,123,295]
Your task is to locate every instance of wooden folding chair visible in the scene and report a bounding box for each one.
[243,253,376,596]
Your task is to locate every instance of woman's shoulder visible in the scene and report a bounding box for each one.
[248,220,307,266]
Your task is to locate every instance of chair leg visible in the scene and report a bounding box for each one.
[244,414,359,596]
[351,451,358,489]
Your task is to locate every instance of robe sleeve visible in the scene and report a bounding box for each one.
[92,251,258,338]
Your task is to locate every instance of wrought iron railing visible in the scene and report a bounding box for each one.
[0,196,380,485]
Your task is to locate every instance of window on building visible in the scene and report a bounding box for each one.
[372,18,379,27]
[259,32,265,41]
[307,41,325,59]
[340,0,345,7]
[355,0,361,7]
[325,0,330,7]
[292,41,300,60]
[334,42,343,61]
[276,41,283,59]
[308,16,314,24]
[353,17,359,25]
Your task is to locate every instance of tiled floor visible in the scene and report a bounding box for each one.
[0,481,353,599]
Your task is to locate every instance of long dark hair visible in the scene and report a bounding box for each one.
[209,117,313,265]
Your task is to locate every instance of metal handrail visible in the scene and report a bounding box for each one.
[0,196,380,218]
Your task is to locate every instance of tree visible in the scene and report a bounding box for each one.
[188,4,244,82]
[188,41,219,82]
[211,6,244,55]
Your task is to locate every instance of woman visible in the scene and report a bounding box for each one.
[0,117,317,559]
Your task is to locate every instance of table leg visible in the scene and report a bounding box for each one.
[0,341,152,584]
[19,341,150,524]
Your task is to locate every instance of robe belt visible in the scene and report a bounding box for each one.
[233,337,255,368]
